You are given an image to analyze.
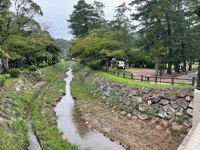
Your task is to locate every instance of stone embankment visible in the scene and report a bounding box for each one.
[0,72,44,149]
[83,69,194,130]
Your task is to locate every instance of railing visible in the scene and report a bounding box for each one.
[106,70,196,86]
[197,65,200,90]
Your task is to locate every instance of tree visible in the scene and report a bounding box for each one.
[109,2,131,31]
[68,0,104,38]
[70,28,130,70]
[129,0,199,74]
[56,39,71,56]
[0,0,43,71]
[130,0,169,75]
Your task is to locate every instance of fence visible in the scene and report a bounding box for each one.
[197,65,200,90]
[106,70,196,86]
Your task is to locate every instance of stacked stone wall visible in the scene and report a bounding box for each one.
[82,69,194,128]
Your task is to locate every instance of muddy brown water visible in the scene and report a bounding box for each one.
[55,69,125,150]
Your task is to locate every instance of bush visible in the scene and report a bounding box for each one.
[38,63,45,68]
[0,76,5,86]
[89,60,100,70]
[9,68,21,78]
[28,65,37,71]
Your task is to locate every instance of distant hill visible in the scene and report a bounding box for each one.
[55,38,71,56]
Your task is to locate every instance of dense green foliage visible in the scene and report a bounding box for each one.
[0,75,5,86]
[129,0,200,74]
[70,28,132,70]
[9,68,21,78]
[69,0,200,74]
[28,65,37,71]
[0,0,61,72]
[56,38,71,56]
[68,0,105,38]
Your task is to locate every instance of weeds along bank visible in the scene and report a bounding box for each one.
[75,66,194,131]
[31,62,78,150]
[0,62,78,150]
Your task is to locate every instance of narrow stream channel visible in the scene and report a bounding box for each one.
[55,69,125,150]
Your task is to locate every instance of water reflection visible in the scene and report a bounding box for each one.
[55,68,124,150]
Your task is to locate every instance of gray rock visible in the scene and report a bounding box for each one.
[183,119,192,127]
[157,107,168,118]
[142,88,152,94]
[151,103,160,109]
[186,108,193,116]
[163,93,176,100]
[163,104,175,115]
[160,99,169,105]
[185,96,192,102]
[151,94,161,103]
[142,94,150,101]
[171,101,179,109]
[125,101,131,106]
[160,92,165,98]
[189,101,193,109]
[177,89,190,98]
[176,107,184,116]
[128,90,140,97]
[136,97,143,103]
[176,98,187,109]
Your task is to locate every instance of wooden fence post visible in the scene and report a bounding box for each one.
[171,75,174,85]
[155,75,157,83]
[192,77,196,86]
[141,75,143,82]
[131,73,133,80]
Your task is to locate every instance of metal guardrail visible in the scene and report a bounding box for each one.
[197,65,200,90]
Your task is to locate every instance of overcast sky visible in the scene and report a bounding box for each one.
[33,0,133,40]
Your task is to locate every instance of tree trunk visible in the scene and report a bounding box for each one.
[166,13,172,74]
[174,63,180,73]
[182,59,187,73]
[167,62,172,74]
[188,57,192,71]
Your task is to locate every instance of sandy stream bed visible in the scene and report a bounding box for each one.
[75,96,186,150]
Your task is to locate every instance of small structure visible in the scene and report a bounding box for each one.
[118,61,125,69]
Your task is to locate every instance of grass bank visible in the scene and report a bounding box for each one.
[0,72,39,149]
[31,62,79,150]
[0,62,79,150]
[96,71,194,88]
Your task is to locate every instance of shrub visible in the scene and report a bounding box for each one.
[0,76,5,86]
[28,65,37,71]
[9,68,21,78]
[38,63,46,68]
[89,60,100,70]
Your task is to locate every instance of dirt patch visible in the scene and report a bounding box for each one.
[75,98,186,150]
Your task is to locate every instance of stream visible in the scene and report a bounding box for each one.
[55,68,125,150]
